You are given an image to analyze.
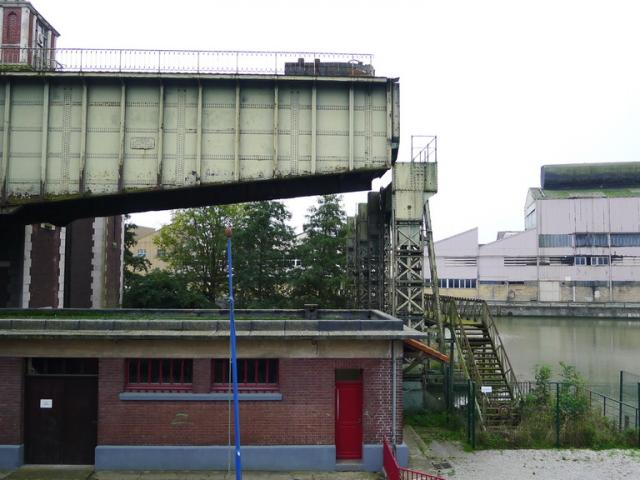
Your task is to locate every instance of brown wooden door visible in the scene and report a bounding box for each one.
[25,376,98,464]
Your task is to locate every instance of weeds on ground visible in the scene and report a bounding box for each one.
[485,363,637,450]
[405,411,468,447]
[408,363,638,451]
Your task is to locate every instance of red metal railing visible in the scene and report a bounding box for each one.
[383,440,446,480]
[383,439,401,480]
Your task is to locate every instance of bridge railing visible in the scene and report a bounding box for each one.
[0,46,374,76]
[411,135,437,163]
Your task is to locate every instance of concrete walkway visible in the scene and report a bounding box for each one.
[2,468,381,480]
[403,425,456,478]
[92,472,380,480]
[3,466,93,480]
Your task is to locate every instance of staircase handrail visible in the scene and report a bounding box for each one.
[479,302,522,400]
[437,296,486,429]
[448,296,522,401]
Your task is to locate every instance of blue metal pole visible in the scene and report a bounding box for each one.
[226,229,242,479]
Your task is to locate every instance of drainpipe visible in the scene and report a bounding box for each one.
[391,339,397,448]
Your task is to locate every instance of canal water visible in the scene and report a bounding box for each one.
[494,316,640,398]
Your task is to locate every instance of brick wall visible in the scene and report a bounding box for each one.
[0,224,24,307]
[2,8,21,45]
[104,216,123,308]
[0,358,23,444]
[29,224,61,308]
[98,356,402,446]
[64,218,94,308]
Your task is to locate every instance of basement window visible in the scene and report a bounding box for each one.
[125,359,193,392]
[211,359,279,392]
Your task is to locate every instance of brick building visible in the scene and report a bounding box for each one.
[130,226,169,272]
[0,0,59,67]
[0,309,428,471]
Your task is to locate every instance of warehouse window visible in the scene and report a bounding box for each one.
[125,359,193,391]
[438,278,476,289]
[575,233,608,247]
[211,359,278,392]
[538,234,572,248]
[575,256,588,266]
[591,256,609,266]
[611,233,640,247]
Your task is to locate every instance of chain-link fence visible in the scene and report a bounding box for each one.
[618,371,640,432]
[408,374,639,449]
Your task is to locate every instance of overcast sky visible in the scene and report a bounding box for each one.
[40,0,640,242]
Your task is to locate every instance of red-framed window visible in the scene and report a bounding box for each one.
[125,359,193,392]
[211,359,279,392]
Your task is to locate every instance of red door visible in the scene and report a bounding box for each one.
[335,379,363,460]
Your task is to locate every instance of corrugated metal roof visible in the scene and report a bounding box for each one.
[528,187,640,200]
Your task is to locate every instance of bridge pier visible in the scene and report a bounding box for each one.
[0,216,123,308]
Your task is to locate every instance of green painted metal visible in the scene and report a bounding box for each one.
[555,382,561,448]
[0,72,399,217]
[541,162,640,190]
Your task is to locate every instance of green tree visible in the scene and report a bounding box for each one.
[291,195,347,307]
[123,216,150,274]
[122,216,150,302]
[123,270,214,308]
[156,206,243,304]
[233,201,296,308]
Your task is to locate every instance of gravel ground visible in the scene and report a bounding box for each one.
[405,426,640,480]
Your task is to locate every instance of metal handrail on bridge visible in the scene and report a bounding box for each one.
[410,135,437,163]
[0,46,374,75]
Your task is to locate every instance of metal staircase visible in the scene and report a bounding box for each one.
[426,294,521,430]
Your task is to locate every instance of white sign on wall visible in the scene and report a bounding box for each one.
[481,386,493,394]
[40,399,53,409]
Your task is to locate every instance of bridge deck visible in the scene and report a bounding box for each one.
[0,71,399,224]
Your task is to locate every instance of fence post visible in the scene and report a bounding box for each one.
[448,337,454,413]
[467,379,472,445]
[470,381,476,450]
[604,396,606,417]
[619,371,624,431]
[637,383,640,447]
[555,383,560,448]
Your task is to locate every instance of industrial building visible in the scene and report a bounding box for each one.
[433,162,640,303]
